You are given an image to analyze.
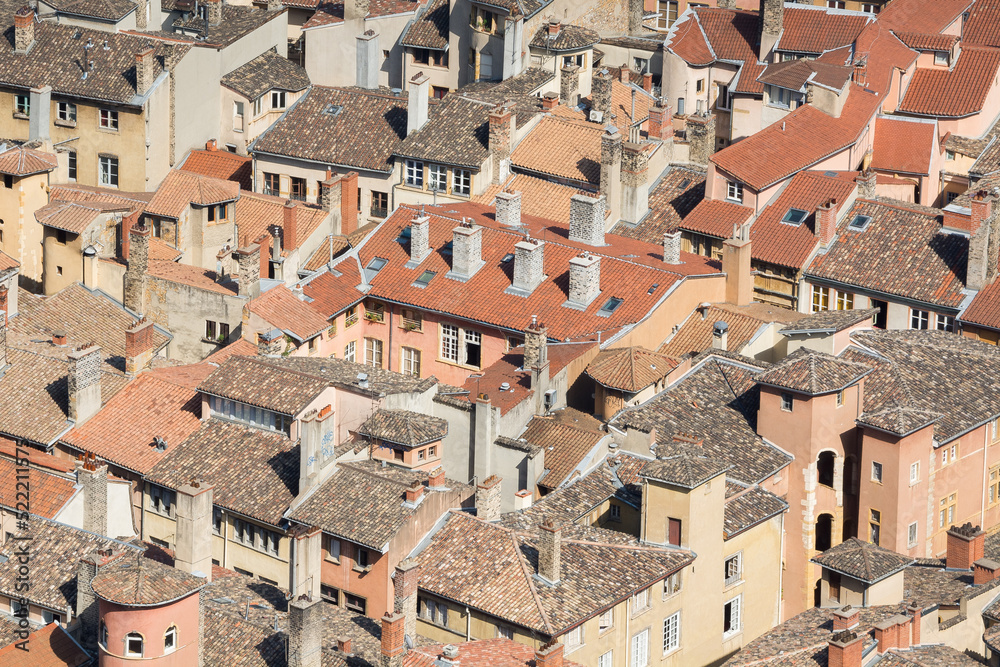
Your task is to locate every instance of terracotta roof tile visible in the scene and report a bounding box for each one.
[585,347,677,392]
[221,47,309,100]
[0,145,57,176]
[300,262,365,315]
[892,31,959,51]
[91,552,206,605]
[811,537,913,583]
[357,409,448,446]
[677,198,753,238]
[640,449,731,489]
[146,170,240,219]
[395,95,490,168]
[301,234,354,272]
[301,3,344,29]
[198,355,330,415]
[510,115,602,185]
[776,6,871,55]
[47,184,152,211]
[235,191,328,252]
[960,277,1000,331]
[0,250,17,272]
[34,200,125,234]
[409,639,585,667]
[875,0,972,34]
[164,4,285,49]
[660,302,806,358]
[521,414,604,490]
[779,307,879,334]
[611,167,705,244]
[757,59,853,93]
[401,0,449,49]
[856,405,941,436]
[666,12,713,66]
[249,284,330,340]
[202,337,258,364]
[0,622,90,666]
[898,47,1000,117]
[148,238,183,261]
[0,446,76,519]
[475,173,591,225]
[964,0,1000,47]
[146,259,239,295]
[723,485,787,539]
[757,347,872,395]
[529,23,599,51]
[179,148,253,190]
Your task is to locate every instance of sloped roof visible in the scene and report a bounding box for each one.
[34,200,126,234]
[757,348,872,395]
[357,409,448,446]
[585,346,678,392]
[757,58,852,93]
[898,47,1000,117]
[221,47,310,100]
[179,147,253,190]
[676,198,753,238]
[145,170,240,219]
[395,95,490,169]
[510,115,602,185]
[856,406,942,436]
[964,0,1000,47]
[660,302,806,358]
[960,277,1000,331]
[529,23,600,51]
[0,145,57,176]
[775,6,871,55]
[640,450,731,489]
[198,354,330,415]
[811,537,914,583]
[249,284,330,340]
[401,0,449,49]
[91,552,206,606]
[892,31,959,51]
[0,622,90,667]
[779,307,878,335]
[521,412,605,490]
[610,167,706,244]
[474,173,592,226]
[875,0,971,34]
[871,117,935,174]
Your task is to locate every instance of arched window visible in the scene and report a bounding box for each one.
[125,632,144,657]
[817,451,835,488]
[815,513,833,552]
[164,626,178,654]
[99,622,108,648]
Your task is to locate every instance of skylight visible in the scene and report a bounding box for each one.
[363,257,388,283]
[848,214,872,231]
[782,208,808,225]
[413,270,436,288]
[323,104,343,117]
[678,178,691,190]
[501,253,514,263]
[597,297,624,317]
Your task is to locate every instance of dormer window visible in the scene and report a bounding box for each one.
[726,180,744,203]
[934,51,948,66]
[270,91,286,110]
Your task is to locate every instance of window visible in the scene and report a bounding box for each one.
[562,53,585,68]
[827,0,845,7]
[934,51,949,66]
[907,522,918,548]
[233,518,253,545]
[428,164,447,192]
[56,229,67,245]
[911,309,929,330]
[164,626,177,654]
[9,599,23,616]
[496,625,513,639]
[599,651,613,667]
[769,85,794,108]
[344,340,356,362]
[321,585,340,604]
[667,517,681,546]
[419,597,448,627]
[428,445,436,457]
[99,109,119,130]
[836,390,844,407]
[259,528,280,555]
[371,191,388,218]
[848,214,872,231]
[631,629,649,667]
[599,609,614,632]
[696,79,704,93]
[782,208,807,225]
[323,534,340,562]
[405,160,424,187]
[100,622,108,648]
[464,329,482,367]
[871,461,883,483]
[41,609,60,624]
[946,149,956,160]
[365,300,385,322]
[253,96,263,116]
[994,417,1000,442]
[290,177,307,201]
[936,314,955,332]
[909,461,919,485]
[726,180,743,203]
[780,392,793,412]
[657,0,678,29]
[345,306,358,328]
[442,323,482,366]
[365,338,383,368]
[68,150,77,180]
[263,172,280,196]
[208,396,291,435]
[723,596,741,636]
[610,503,621,521]
[663,571,681,597]
[125,633,144,657]
[14,94,28,116]
[271,91,286,110]
[414,271,435,288]
[233,100,244,131]
[677,97,685,115]
[414,48,430,64]
[401,347,421,377]
[663,612,680,654]
[148,484,175,516]
[213,508,223,534]
[812,285,830,312]
[344,593,366,615]
[724,553,742,586]
[990,467,1000,506]
[634,57,649,73]
[566,624,584,649]
[716,83,731,110]
[57,101,76,123]
[99,155,119,187]
[870,509,881,545]
[453,169,471,196]
[939,493,956,528]
[861,2,880,12]
[836,291,854,310]
[632,586,650,613]
[942,443,958,466]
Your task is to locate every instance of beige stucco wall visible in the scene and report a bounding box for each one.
[0,170,50,290]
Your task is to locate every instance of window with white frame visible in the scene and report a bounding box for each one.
[723,595,741,636]
[565,624,584,649]
[401,347,421,377]
[861,2,880,12]
[836,290,854,310]
[208,396,290,435]
[630,628,649,667]
[934,51,948,66]
[440,323,482,367]
[405,160,424,187]
[148,484,175,516]
[936,314,955,332]
[598,651,613,667]
[125,633,144,657]
[663,612,680,654]
[365,337,383,368]
[910,461,919,485]
[419,597,449,626]
[724,553,742,586]
[812,285,830,312]
[41,609,60,624]
[99,108,119,130]
[453,169,471,196]
[910,309,930,330]
[663,571,682,597]
[768,85,795,108]
[270,90,286,110]
[907,521,918,548]
[717,83,731,110]
[344,340,356,362]
[57,101,77,123]
[599,609,614,632]
[13,94,28,116]
[233,100,244,131]
[428,164,447,192]
[726,180,743,203]
[164,626,177,654]
[780,392,793,412]
[253,96,263,116]
[632,586,650,613]
[99,155,119,187]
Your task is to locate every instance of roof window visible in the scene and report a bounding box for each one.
[501,253,514,263]
[323,104,343,117]
[848,214,872,231]
[823,171,838,178]
[647,283,659,294]
[364,257,388,282]
[781,208,808,225]
[413,270,436,288]
[597,297,624,317]
[677,178,691,190]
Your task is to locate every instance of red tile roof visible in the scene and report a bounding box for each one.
[871,117,935,174]
[776,7,872,55]
[179,148,253,190]
[660,303,806,358]
[964,0,1000,47]
[474,173,591,225]
[0,146,57,176]
[666,12,713,66]
[0,250,17,272]
[0,622,90,667]
[892,31,959,51]
[0,441,76,519]
[203,338,258,364]
[749,170,858,269]
[408,639,584,667]
[34,200,127,234]
[695,8,758,61]
[898,46,1000,117]
[235,191,329,253]
[510,115,603,185]
[146,170,240,220]
[960,278,1000,331]
[248,284,330,340]
[677,199,753,238]
[300,261,365,316]
[876,0,972,34]
[585,346,678,392]
[300,3,343,29]
[148,238,183,261]
[146,259,239,296]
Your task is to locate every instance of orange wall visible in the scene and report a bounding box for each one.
[99,594,200,665]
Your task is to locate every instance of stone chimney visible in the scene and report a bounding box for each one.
[356,30,380,90]
[686,113,716,165]
[628,0,643,32]
[14,6,34,55]
[947,522,985,570]
[236,244,261,298]
[407,72,430,136]
[320,173,342,215]
[495,191,521,227]
[816,198,838,246]
[476,474,502,522]
[76,550,113,651]
[124,223,150,314]
[832,605,860,632]
[0,310,7,371]
[510,237,545,294]
[449,220,485,281]
[535,642,564,667]
[600,126,622,219]
[289,595,323,667]
[175,479,214,581]
[717,0,736,7]
[76,455,108,536]
[299,406,336,494]
[284,200,298,251]
[560,65,580,108]
[489,103,515,185]
[759,0,784,60]
[621,141,650,225]
[537,519,561,584]
[408,214,431,265]
[592,69,613,119]
[542,92,558,110]
[663,231,681,264]
[135,47,156,95]
[125,317,155,375]
[828,630,863,667]
[292,525,322,599]
[68,344,102,425]
[393,558,420,643]
[648,102,673,141]
[569,194,606,246]
[975,558,1000,585]
[968,192,999,291]
[28,85,50,142]
[523,317,548,369]
[722,237,753,306]
[857,169,877,199]
[258,328,284,357]
[567,252,601,307]
[712,321,728,351]
[380,612,406,667]
[346,0,370,20]
[205,0,222,26]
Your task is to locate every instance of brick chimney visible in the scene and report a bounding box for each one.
[284,200,298,251]
[907,605,922,645]
[68,344,102,425]
[828,630,863,667]
[874,616,909,654]
[394,558,420,642]
[975,558,1000,585]
[832,605,860,632]
[257,328,284,357]
[135,47,156,95]
[404,480,424,504]
[642,71,653,93]
[510,237,545,294]
[356,30,380,90]
[236,244,261,298]
[569,194,606,246]
[618,63,631,83]
[476,474,502,522]
[759,0,784,60]
[489,103,515,185]
[299,406,336,494]
[125,317,155,375]
[663,231,681,264]
[592,69,613,119]
[290,595,323,667]
[560,65,580,108]
[291,525,322,599]
[857,169,877,199]
[341,171,359,236]
[542,92,558,110]
[408,214,431,265]
[76,455,108,536]
[967,192,995,291]
[52,330,67,346]
[14,6,34,55]
[337,638,353,655]
[407,72,430,136]
[648,103,673,141]
[495,190,521,227]
[537,519,561,584]
[947,522,985,570]
[449,220,485,281]
[124,223,150,314]
[722,237,753,306]
[381,612,406,667]
[523,317,548,369]
[175,479,214,581]
[535,642,564,667]
[567,252,601,307]
[600,126,622,219]
[205,0,222,26]
[816,198,838,246]
[206,139,217,151]
[428,466,446,489]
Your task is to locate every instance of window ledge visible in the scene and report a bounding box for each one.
[54,118,77,128]
[98,127,120,134]
[12,112,27,120]
[352,565,373,574]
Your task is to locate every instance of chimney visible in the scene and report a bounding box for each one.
[408,214,431,265]
[75,552,105,651]
[686,113,717,165]
[404,480,424,504]
[975,558,1000,585]
[289,595,323,667]
[510,237,545,294]
[346,0,370,20]
[68,344,102,425]
[535,642,564,667]
[393,558,420,642]
[53,330,67,346]
[621,141,650,225]
[428,466,446,489]
[600,126,622,219]
[206,139,217,151]
[828,630,864,667]
[473,394,494,483]
[759,0,784,60]
[135,48,156,96]
[124,223,150,314]
[907,605,922,645]
[341,171,359,236]
[0,310,6,371]
[967,192,995,291]
[642,71,653,93]
[592,69,612,119]
[13,6,34,55]
[523,317,548,369]
[28,85,50,142]
[380,612,406,667]
[298,406,336,493]
[258,328,284,356]
[76,456,108,536]
[320,173,341,216]
[337,638,353,655]
[947,522,985,570]
[618,63,631,83]
[542,92,558,111]
[476,474,502,522]
[440,646,459,667]
[489,103,515,185]
[236,244,261,298]
[567,252,601,307]
[628,0,643,32]
[125,318,155,375]
[291,525,322,599]
[356,30,380,90]
[857,169,877,199]
[569,194,606,246]
[205,0,222,26]
[514,488,533,510]
[449,220,485,281]
[547,20,560,37]
[722,237,753,306]
[874,617,903,654]
[175,479,214,581]
[648,102,673,141]
[537,519,561,584]
[495,191,521,227]
[663,231,681,264]
[560,65,580,108]
[832,605,860,632]
[712,321,728,351]
[284,200,299,251]
[816,198,838,246]
[407,72,430,136]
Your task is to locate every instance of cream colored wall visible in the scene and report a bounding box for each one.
[42,226,84,295]
[0,170,49,289]
[608,274,726,351]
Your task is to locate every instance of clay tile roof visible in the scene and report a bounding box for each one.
[0,250,17,272]
[146,259,238,296]
[47,183,152,211]
[0,145,57,176]
[510,115,602,185]
[0,621,90,667]
[872,117,936,174]
[811,537,914,583]
[694,8,757,62]
[876,0,972,35]
[253,86,407,173]
[960,278,1000,331]
[723,485,788,539]
[409,639,586,667]
[357,408,448,446]
[585,346,678,392]
[221,48,309,100]
[0,445,76,519]
[45,0,137,20]
[667,11,713,66]
[611,167,706,244]
[677,198,753,238]
[179,148,252,190]
[520,412,605,490]
[475,174,591,225]
[660,303,806,358]
[892,31,959,51]
[148,238,183,261]
[898,47,1000,117]
[249,284,330,340]
[91,552,206,606]
[529,23,600,51]
[757,348,872,395]
[401,0,449,49]
[235,191,328,251]
[33,200,125,234]
[300,2,344,29]
[880,645,984,667]
[757,59,853,93]
[776,7,872,55]
[640,450,731,489]
[856,406,942,436]
[165,4,285,48]
[964,0,1000,47]
[780,308,878,334]
[145,170,240,219]
[395,95,491,168]
[198,355,330,415]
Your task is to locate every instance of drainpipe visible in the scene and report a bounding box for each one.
[982,425,989,528]
[465,606,471,641]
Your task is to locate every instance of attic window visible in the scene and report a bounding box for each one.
[414,270,436,287]
[323,104,343,117]
[848,214,872,231]
[677,178,691,190]
[781,208,808,225]
[597,297,624,317]
[823,171,838,178]
[501,253,514,263]
[647,283,659,295]
[364,257,388,282]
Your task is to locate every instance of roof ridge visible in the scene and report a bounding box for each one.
[509,530,554,634]
[338,461,418,489]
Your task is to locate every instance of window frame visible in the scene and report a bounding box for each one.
[726,180,744,203]
[910,309,930,330]
[164,626,178,654]
[364,337,384,368]
[124,632,144,657]
[870,508,881,545]
[270,90,286,110]
[405,160,424,188]
[57,101,77,124]
[907,521,918,548]
[262,172,280,197]
[428,163,447,192]
[812,285,830,312]
[631,627,649,667]
[909,461,919,485]
[99,155,119,187]
[453,169,472,197]
[780,392,793,412]
[99,108,120,131]
[723,595,742,638]
[662,611,681,655]
[871,461,883,483]
[401,346,421,377]
[724,552,742,587]
[13,94,28,117]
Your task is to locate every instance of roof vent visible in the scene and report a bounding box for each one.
[356,372,369,389]
[152,436,167,452]
[500,382,510,391]
[323,104,343,117]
